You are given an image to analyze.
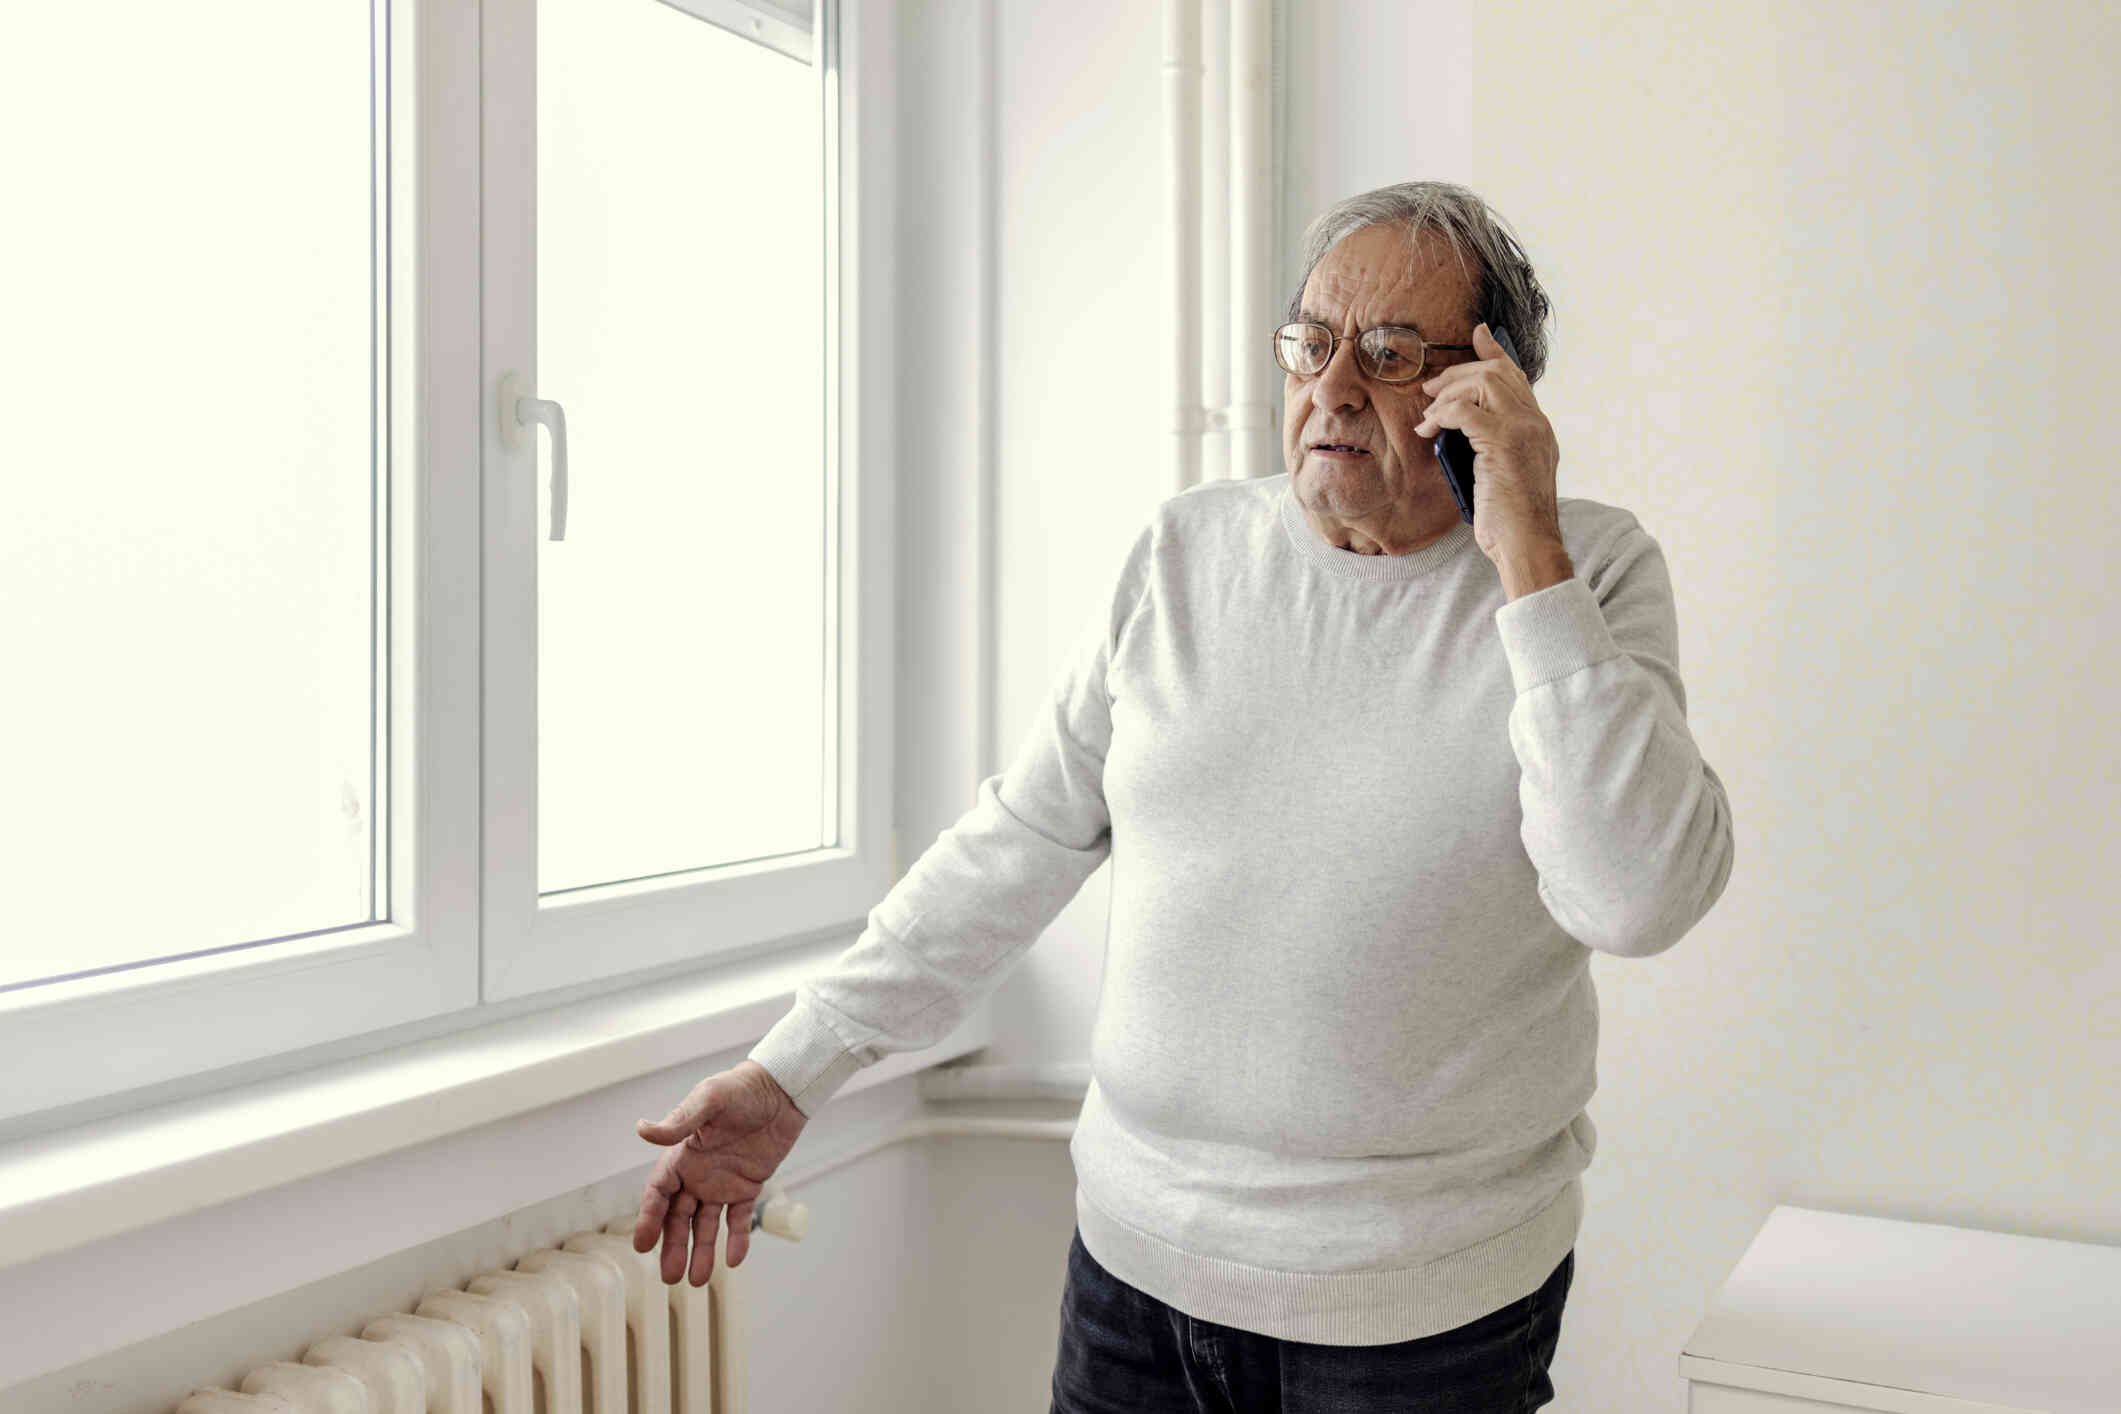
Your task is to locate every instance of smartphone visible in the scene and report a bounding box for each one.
[1433,325,1522,526]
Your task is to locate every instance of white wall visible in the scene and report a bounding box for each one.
[1461,2,2118,1408]
[1278,0,1473,293]
[982,0,1172,1085]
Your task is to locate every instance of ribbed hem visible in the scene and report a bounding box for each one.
[1277,477,1479,582]
[1074,1176,1582,1347]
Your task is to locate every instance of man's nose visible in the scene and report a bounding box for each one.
[1315,338,1367,410]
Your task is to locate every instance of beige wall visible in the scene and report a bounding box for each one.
[1461,2,2120,1408]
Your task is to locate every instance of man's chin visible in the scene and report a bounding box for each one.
[1297,461,1391,510]
[1299,454,1384,487]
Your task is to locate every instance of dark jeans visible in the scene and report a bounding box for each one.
[1050,1227,1572,1414]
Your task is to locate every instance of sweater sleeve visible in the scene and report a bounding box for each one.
[1491,524,1736,958]
[744,520,1155,1116]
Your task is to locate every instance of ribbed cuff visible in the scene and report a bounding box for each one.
[1492,577,1621,695]
[745,991,866,1118]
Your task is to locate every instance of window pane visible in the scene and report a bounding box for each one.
[0,5,382,990]
[535,0,828,896]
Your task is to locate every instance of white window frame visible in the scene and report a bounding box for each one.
[0,0,892,1131]
[480,0,890,1003]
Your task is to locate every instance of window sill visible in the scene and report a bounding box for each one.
[0,926,992,1370]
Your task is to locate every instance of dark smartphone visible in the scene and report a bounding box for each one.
[1433,326,1522,525]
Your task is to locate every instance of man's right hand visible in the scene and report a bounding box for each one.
[632,1059,809,1287]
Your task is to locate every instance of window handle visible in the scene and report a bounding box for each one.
[498,370,569,541]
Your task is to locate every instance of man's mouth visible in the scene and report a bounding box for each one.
[1311,443,1370,457]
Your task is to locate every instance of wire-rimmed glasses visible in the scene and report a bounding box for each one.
[1271,322,1475,383]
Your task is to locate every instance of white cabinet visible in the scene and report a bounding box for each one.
[1680,1205,2119,1414]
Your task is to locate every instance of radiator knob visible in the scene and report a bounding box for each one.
[753,1187,807,1240]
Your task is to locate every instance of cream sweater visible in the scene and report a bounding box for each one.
[748,471,1736,1344]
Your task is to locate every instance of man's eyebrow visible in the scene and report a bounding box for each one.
[1294,308,1426,334]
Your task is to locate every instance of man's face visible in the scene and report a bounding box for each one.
[1281,224,1480,528]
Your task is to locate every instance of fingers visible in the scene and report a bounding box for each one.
[726,1198,756,1268]
[633,1161,677,1252]
[689,1202,724,1288]
[631,1123,764,1285]
[661,1192,695,1287]
[1415,390,1500,441]
[1414,394,1463,438]
[637,1072,724,1145]
[1417,364,1521,422]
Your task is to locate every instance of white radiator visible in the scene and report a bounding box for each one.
[166,1196,807,1414]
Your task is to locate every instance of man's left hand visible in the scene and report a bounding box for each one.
[1412,322,1565,563]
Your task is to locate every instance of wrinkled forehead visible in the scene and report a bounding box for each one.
[1300,226,1478,332]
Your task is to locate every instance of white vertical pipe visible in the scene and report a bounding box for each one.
[1229,0,1275,480]
[1163,0,1202,495]
[1199,0,1230,483]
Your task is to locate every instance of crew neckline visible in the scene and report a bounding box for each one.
[1276,477,1479,582]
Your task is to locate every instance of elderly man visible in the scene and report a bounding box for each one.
[634,181,1736,1412]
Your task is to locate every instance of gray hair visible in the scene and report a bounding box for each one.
[1286,181,1554,385]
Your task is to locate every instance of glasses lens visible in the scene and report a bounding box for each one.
[1358,328,1427,382]
[1274,323,1331,376]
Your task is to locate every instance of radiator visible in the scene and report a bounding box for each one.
[165,1195,806,1414]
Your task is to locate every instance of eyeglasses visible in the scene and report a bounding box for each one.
[1271,321,1476,384]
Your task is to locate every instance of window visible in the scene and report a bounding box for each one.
[0,0,891,1129]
